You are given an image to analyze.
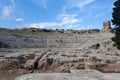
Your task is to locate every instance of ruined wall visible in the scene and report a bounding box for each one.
[102,21,112,32]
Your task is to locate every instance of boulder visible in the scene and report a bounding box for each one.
[38,58,54,69]
[23,58,39,70]
[18,53,36,63]
[23,54,43,70]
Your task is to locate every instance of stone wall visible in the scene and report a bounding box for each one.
[102,21,112,32]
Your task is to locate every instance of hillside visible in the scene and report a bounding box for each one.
[0,28,120,80]
[0,28,111,48]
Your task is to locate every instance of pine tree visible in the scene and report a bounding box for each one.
[111,0,120,49]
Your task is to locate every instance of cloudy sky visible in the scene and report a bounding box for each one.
[0,0,114,30]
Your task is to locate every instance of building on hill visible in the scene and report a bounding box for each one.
[102,21,112,32]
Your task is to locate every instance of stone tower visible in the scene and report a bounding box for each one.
[102,21,111,32]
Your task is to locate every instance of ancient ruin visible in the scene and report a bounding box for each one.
[0,25,120,80]
[102,21,112,32]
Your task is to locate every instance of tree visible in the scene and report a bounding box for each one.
[112,0,120,27]
[111,0,120,49]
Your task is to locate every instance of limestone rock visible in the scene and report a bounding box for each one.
[96,63,120,73]
[0,59,20,70]
[38,58,54,69]
[38,59,46,69]
[23,59,37,70]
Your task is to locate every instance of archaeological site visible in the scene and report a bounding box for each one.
[0,21,120,80]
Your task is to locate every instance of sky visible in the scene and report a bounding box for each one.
[0,0,115,30]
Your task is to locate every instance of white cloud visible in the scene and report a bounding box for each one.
[78,0,96,8]
[25,13,82,29]
[63,0,96,12]
[1,6,13,19]
[31,0,48,9]
[15,18,24,22]
[27,22,57,28]
[57,14,82,28]
[0,0,23,21]
[0,0,15,20]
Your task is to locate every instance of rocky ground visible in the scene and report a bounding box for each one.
[0,29,120,80]
[15,70,120,80]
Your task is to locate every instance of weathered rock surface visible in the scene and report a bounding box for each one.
[0,59,20,70]
[15,70,120,80]
[0,30,112,48]
[0,29,120,80]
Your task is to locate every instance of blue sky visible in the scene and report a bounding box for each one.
[0,0,114,30]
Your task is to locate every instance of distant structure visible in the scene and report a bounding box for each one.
[102,21,112,32]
